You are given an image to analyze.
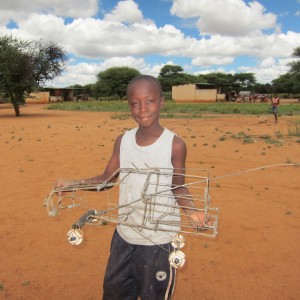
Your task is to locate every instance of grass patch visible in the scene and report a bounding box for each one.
[243,136,255,143]
[231,131,254,143]
[259,134,272,139]
[287,119,300,137]
[274,130,283,138]
[111,113,130,120]
[47,101,300,117]
[264,138,283,146]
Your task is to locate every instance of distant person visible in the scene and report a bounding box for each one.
[236,94,242,103]
[225,93,229,101]
[271,95,280,123]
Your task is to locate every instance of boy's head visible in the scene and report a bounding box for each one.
[126,75,163,100]
[126,75,164,128]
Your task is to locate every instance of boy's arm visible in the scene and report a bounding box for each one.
[84,134,122,184]
[171,136,206,227]
[56,134,123,188]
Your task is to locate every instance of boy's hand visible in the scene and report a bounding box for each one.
[190,211,209,230]
[54,179,78,195]
[55,179,72,188]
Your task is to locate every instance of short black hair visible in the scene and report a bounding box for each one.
[126,75,163,98]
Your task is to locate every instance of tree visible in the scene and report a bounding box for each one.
[232,73,256,91]
[253,82,273,94]
[159,65,184,77]
[0,35,66,116]
[272,73,300,94]
[158,64,190,92]
[96,67,140,100]
[202,72,231,86]
[269,46,300,95]
[92,80,110,100]
[288,46,300,74]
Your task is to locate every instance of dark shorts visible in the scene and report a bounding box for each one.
[272,106,278,113]
[103,230,176,300]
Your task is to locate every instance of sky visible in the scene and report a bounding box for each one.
[0,0,299,87]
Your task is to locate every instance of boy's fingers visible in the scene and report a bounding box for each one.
[54,179,69,195]
[190,212,211,231]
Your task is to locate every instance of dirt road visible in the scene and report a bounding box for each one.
[1,104,299,299]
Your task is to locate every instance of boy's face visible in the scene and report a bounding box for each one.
[127,80,164,128]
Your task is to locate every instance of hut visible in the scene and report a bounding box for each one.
[172,83,224,102]
[25,87,87,104]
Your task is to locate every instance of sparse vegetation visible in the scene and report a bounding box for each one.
[264,138,283,146]
[287,119,300,137]
[243,136,255,143]
[48,101,300,117]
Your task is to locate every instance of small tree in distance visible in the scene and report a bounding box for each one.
[96,67,140,100]
[0,35,67,116]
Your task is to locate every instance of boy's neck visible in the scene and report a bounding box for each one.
[136,124,164,146]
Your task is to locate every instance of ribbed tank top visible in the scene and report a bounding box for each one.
[117,127,180,245]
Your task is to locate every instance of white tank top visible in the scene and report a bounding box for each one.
[117,127,180,245]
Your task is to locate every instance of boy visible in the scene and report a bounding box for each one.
[57,75,205,299]
[271,95,280,123]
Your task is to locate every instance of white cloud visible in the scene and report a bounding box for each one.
[181,31,300,62]
[48,62,101,87]
[260,57,276,67]
[1,1,298,63]
[192,56,234,67]
[238,57,294,83]
[195,67,227,75]
[104,0,144,24]
[0,0,98,24]
[0,0,299,86]
[49,56,167,87]
[2,13,191,58]
[171,0,277,36]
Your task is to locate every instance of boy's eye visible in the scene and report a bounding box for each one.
[131,101,138,107]
[147,99,154,103]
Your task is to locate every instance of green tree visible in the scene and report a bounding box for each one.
[96,67,140,100]
[0,35,67,116]
[272,73,300,94]
[270,46,300,95]
[289,46,300,74]
[202,72,232,85]
[253,82,273,94]
[232,73,256,91]
[159,65,184,77]
[158,64,192,92]
[92,80,110,100]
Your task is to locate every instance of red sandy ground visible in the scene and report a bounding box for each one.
[1,104,299,300]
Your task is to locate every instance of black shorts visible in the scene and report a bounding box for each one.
[103,230,176,300]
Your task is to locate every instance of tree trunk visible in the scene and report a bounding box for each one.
[13,103,20,117]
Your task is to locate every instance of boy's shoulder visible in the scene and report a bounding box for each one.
[172,134,186,151]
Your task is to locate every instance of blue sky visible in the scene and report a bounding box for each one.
[0,0,299,86]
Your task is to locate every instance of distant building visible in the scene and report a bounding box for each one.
[25,87,87,104]
[172,83,225,102]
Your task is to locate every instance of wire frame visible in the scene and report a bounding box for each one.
[44,167,219,239]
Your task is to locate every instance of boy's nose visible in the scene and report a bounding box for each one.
[139,101,148,112]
